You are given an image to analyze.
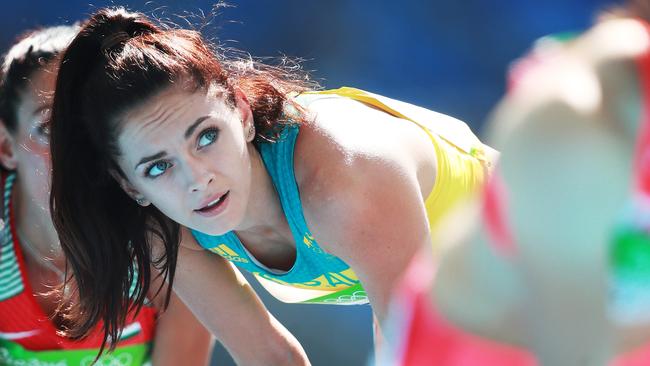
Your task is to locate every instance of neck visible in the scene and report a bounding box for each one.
[12,176,65,269]
[235,145,291,241]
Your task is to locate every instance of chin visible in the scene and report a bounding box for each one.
[192,214,239,236]
[195,226,233,236]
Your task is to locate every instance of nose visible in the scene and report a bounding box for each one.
[185,157,216,193]
[190,175,214,193]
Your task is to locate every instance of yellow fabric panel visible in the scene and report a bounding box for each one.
[424,133,488,232]
[306,87,494,233]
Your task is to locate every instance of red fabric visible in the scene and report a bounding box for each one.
[395,22,650,364]
[634,29,650,197]
[482,172,516,256]
[507,52,545,93]
[0,172,156,351]
[395,254,650,365]
[394,255,535,366]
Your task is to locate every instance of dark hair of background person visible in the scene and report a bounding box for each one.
[0,25,79,134]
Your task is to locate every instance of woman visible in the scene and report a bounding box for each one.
[47,7,493,364]
[381,0,650,364]
[0,24,213,365]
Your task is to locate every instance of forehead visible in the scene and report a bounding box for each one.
[116,83,233,148]
[19,60,58,108]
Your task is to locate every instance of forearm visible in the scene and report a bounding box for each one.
[171,243,310,365]
[150,293,214,366]
[228,315,310,366]
[152,331,214,366]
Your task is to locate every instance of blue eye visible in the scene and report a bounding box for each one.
[30,121,50,145]
[198,128,219,148]
[37,121,51,137]
[146,161,171,178]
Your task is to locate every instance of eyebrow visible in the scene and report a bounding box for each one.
[184,115,211,139]
[134,115,212,170]
[136,151,167,169]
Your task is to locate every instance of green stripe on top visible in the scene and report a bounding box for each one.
[0,338,151,365]
[0,245,14,259]
[0,172,22,301]
[118,322,142,342]
[0,281,23,301]
[302,283,368,305]
[609,199,650,324]
[0,270,20,287]
[0,258,17,271]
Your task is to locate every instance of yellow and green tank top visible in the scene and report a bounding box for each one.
[191,87,495,305]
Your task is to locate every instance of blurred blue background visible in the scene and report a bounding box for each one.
[0,0,621,364]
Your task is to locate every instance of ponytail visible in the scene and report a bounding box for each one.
[50,8,178,353]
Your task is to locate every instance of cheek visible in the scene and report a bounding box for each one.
[138,180,187,215]
[17,131,49,158]
[16,147,51,209]
[237,144,254,184]
[146,190,194,228]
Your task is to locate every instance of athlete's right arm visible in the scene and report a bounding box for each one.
[156,226,310,366]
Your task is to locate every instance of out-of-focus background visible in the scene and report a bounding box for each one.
[0,0,621,364]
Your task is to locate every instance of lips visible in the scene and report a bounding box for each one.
[194,191,230,217]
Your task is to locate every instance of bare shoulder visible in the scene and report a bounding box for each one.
[144,224,204,267]
[290,97,437,316]
[292,96,435,253]
[293,95,438,207]
[178,226,205,251]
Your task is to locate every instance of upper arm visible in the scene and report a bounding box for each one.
[432,199,525,344]
[486,81,634,358]
[491,96,631,276]
[488,50,633,267]
[303,154,431,322]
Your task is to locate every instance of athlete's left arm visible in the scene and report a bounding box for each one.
[302,153,432,322]
[148,275,214,365]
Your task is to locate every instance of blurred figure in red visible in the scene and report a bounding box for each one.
[381,1,650,364]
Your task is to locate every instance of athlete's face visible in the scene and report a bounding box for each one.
[0,61,57,215]
[114,83,256,235]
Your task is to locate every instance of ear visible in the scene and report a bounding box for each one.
[234,89,255,142]
[109,169,150,206]
[0,122,18,170]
